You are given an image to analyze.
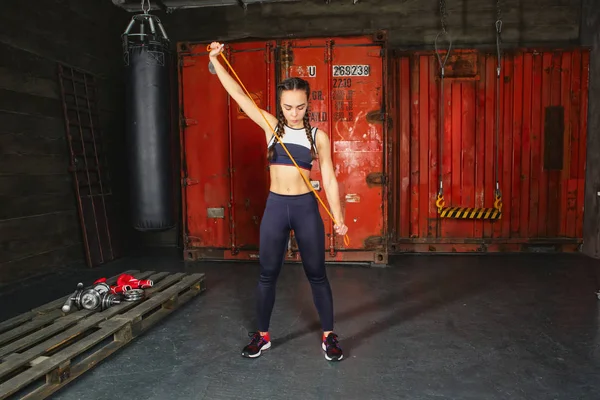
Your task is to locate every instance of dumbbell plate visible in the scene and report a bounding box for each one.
[94,282,111,294]
[123,289,145,301]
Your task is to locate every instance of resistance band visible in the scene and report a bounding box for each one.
[207,44,350,247]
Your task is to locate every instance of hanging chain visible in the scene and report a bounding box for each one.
[141,0,151,13]
[496,0,502,24]
[494,0,502,200]
[435,0,451,71]
[435,0,451,203]
[440,0,448,33]
[496,0,503,64]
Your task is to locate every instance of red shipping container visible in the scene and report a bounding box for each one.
[389,48,589,253]
[177,34,389,263]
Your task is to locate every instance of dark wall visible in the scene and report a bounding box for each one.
[582,0,600,258]
[0,0,130,286]
[159,0,581,49]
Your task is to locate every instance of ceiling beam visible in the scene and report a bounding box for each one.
[110,0,304,12]
[111,0,164,12]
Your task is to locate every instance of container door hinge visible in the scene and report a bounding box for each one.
[366,110,392,129]
[265,42,273,63]
[364,235,385,249]
[182,118,198,127]
[180,57,196,68]
[373,30,387,43]
[366,172,387,186]
[280,43,293,74]
[183,178,199,186]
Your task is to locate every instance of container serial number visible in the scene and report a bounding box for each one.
[333,65,370,77]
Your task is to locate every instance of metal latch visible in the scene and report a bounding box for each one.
[182,118,198,127]
[180,57,196,68]
[366,110,392,129]
[366,172,387,186]
[183,178,199,186]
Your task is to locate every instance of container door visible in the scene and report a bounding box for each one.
[179,44,231,254]
[227,42,274,252]
[179,41,274,258]
[391,48,588,253]
[280,36,387,258]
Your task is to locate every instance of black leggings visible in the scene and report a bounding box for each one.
[256,191,334,332]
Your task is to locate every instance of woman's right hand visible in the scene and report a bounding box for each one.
[209,42,225,58]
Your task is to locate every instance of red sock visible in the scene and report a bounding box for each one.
[260,332,271,342]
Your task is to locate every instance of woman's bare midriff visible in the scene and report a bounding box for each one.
[268,165,313,195]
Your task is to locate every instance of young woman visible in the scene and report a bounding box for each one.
[208,42,348,362]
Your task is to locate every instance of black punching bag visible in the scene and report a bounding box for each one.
[123,12,174,231]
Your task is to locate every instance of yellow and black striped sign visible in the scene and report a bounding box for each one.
[438,206,502,220]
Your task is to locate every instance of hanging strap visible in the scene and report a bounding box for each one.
[208,44,350,247]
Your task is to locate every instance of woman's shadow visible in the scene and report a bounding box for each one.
[270,256,496,357]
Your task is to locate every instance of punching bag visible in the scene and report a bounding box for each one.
[123,12,174,231]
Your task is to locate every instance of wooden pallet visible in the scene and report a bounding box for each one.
[0,270,206,400]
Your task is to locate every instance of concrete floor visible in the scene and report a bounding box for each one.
[2,253,600,399]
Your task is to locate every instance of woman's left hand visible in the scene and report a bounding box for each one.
[334,222,348,236]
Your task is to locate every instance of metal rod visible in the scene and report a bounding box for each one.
[266,42,272,113]
[157,21,169,41]
[440,65,444,195]
[326,39,336,255]
[495,18,502,197]
[226,48,237,254]
[148,17,156,34]
[178,49,189,253]
[124,19,136,35]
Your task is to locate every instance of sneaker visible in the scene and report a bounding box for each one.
[321,333,343,361]
[241,332,271,358]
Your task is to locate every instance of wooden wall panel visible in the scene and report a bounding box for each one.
[0,0,129,286]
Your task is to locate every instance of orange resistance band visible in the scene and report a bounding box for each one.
[207,45,350,247]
